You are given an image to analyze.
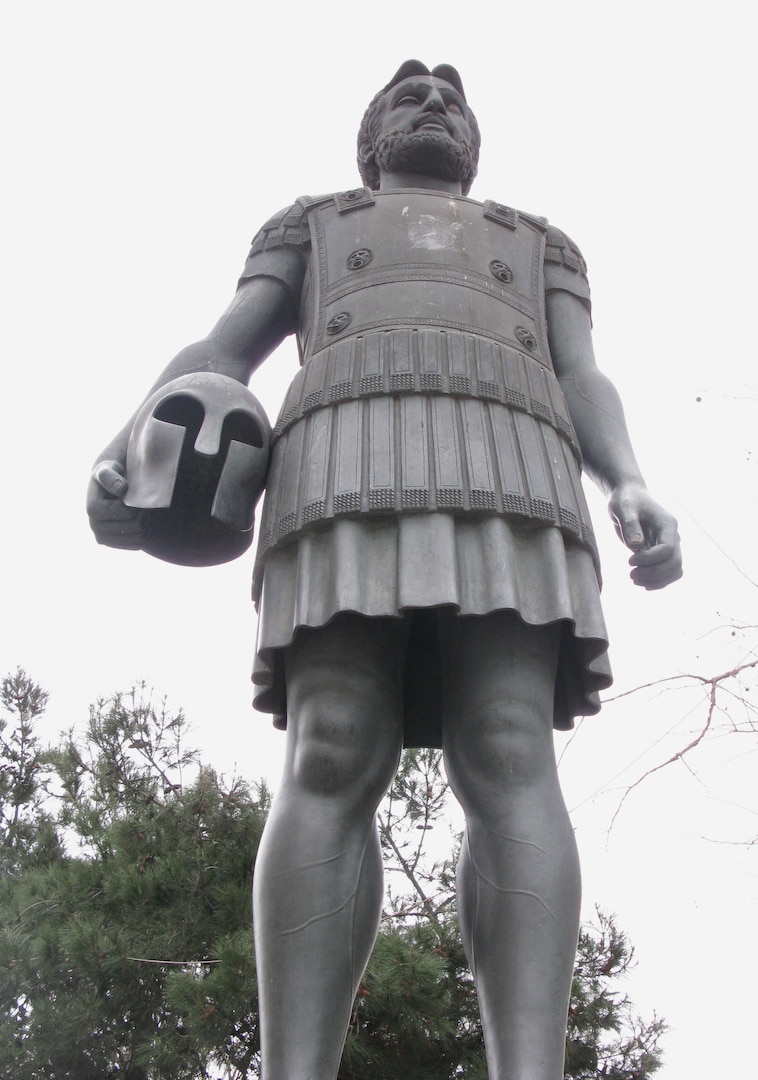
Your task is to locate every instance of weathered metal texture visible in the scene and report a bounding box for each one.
[256,191,598,569]
[124,372,271,566]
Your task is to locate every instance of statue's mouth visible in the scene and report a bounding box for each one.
[413,114,453,135]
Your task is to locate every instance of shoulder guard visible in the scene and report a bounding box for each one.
[544,227,588,277]
[245,188,385,258]
[247,201,312,257]
[543,226,591,314]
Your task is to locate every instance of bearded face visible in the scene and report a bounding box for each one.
[373,126,477,188]
[357,70,481,195]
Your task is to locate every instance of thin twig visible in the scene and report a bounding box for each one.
[125,956,220,965]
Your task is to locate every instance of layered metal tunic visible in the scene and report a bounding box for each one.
[241,188,612,745]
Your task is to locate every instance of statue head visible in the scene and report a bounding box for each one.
[357,60,480,195]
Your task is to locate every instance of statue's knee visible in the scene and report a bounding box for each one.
[446,701,553,799]
[285,625,403,799]
[292,707,361,794]
[290,692,398,800]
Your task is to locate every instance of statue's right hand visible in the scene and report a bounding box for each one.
[87,459,145,550]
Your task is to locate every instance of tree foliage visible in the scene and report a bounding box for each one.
[0,674,665,1079]
[0,675,269,1079]
[0,670,58,872]
[566,911,666,1080]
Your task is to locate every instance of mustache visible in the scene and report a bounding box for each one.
[411,111,455,136]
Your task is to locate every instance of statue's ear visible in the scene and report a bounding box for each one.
[356,137,373,168]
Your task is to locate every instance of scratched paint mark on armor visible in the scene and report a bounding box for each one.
[408,214,464,251]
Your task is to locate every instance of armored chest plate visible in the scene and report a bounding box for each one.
[300,190,551,367]
[255,189,598,577]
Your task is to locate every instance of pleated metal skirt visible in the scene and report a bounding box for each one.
[251,512,612,747]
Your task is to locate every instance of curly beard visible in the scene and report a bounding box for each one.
[374,128,475,187]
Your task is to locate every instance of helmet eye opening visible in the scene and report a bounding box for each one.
[222,410,265,450]
[126,374,271,566]
[154,396,265,451]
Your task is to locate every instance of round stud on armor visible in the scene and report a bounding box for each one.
[515,326,538,350]
[326,312,352,334]
[347,248,373,270]
[490,259,513,283]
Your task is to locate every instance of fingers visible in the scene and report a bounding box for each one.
[628,541,683,590]
[628,509,682,589]
[613,513,645,552]
[92,459,129,498]
[89,497,146,549]
[609,486,683,590]
[87,461,144,550]
[609,489,648,552]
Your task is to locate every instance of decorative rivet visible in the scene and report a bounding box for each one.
[326,312,351,334]
[347,248,373,270]
[340,190,361,201]
[490,259,513,283]
[515,326,537,350]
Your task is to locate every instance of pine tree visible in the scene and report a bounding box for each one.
[0,669,59,872]
[566,911,666,1080]
[0,678,269,1079]
[0,679,664,1079]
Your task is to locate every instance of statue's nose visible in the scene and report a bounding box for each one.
[424,91,446,113]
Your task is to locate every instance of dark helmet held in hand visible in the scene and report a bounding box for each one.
[124,372,271,566]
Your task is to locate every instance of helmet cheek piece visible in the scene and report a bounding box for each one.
[213,434,267,532]
[124,374,271,566]
[124,412,186,512]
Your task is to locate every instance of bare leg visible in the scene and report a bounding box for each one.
[253,615,404,1080]
[442,612,581,1080]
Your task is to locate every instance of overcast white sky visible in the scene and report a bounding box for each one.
[2,2,756,1076]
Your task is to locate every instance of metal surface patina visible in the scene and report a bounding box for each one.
[88,59,682,1079]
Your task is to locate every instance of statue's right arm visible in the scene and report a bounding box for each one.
[87,266,299,549]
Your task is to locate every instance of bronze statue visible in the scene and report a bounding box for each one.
[88,60,682,1080]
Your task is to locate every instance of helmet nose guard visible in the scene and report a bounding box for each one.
[124,373,271,566]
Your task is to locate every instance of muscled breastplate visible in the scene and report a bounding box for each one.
[256,189,598,571]
[298,187,551,363]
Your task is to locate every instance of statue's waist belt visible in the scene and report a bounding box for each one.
[258,330,598,567]
[276,329,580,460]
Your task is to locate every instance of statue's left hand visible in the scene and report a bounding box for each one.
[608,482,682,590]
[87,459,145,550]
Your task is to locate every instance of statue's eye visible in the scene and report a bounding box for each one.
[396,94,420,106]
[447,100,463,115]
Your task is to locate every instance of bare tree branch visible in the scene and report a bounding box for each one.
[605,653,758,833]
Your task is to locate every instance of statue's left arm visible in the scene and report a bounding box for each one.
[88,270,300,548]
[546,288,682,590]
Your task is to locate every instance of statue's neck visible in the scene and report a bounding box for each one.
[378,170,463,195]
